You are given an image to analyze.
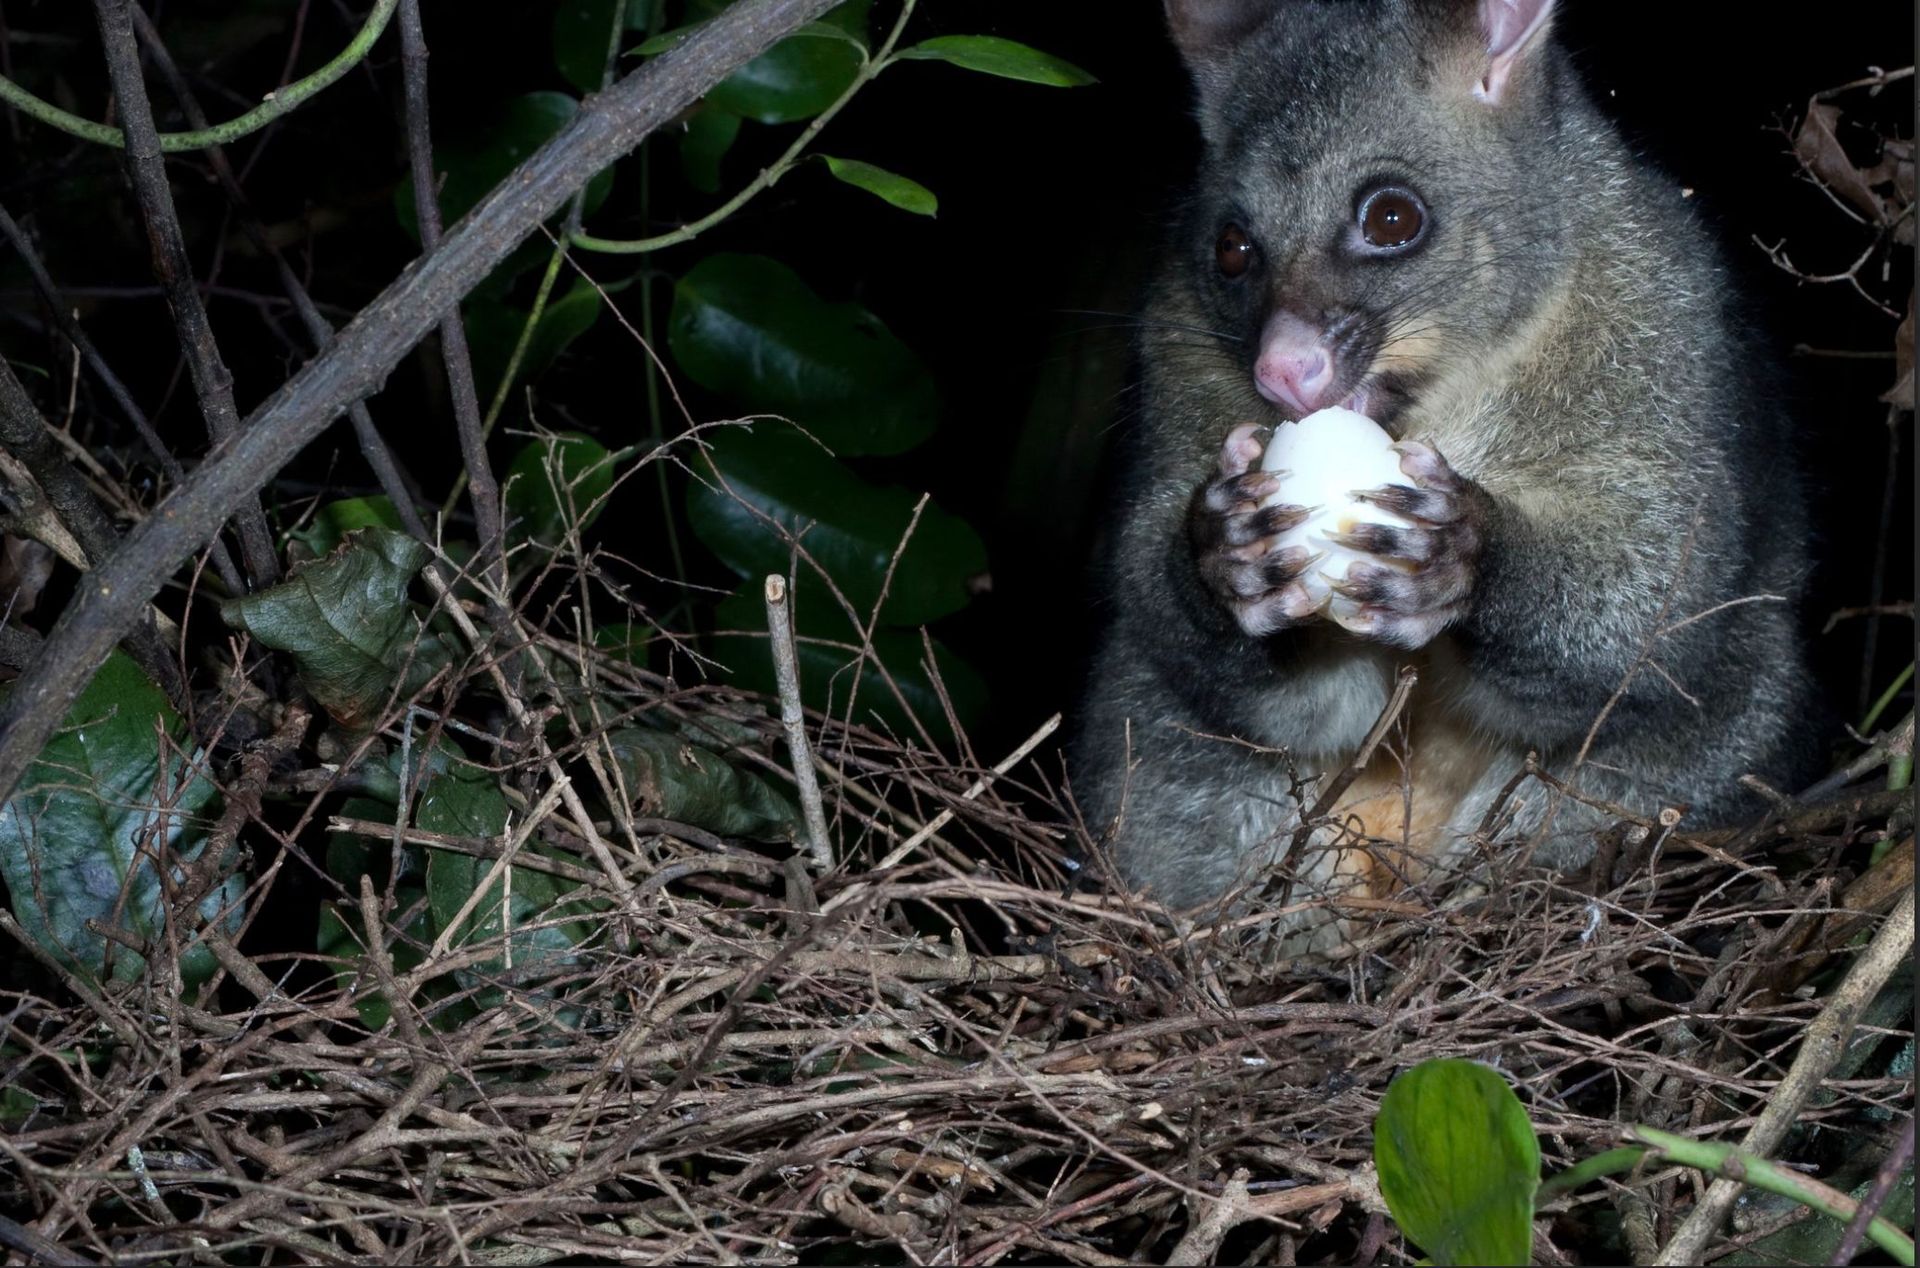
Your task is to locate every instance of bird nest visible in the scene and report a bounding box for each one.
[0,666,1911,1267]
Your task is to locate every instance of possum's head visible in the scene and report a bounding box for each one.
[1165,0,1582,427]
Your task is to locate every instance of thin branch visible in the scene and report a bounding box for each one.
[395,0,504,594]
[0,0,397,152]
[91,0,279,588]
[766,574,832,870]
[0,0,846,808]
[1831,1117,1916,1266]
[124,5,430,546]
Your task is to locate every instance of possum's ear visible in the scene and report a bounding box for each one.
[1164,0,1271,64]
[1472,0,1555,104]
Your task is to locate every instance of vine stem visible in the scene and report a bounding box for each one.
[1654,887,1917,1264]
[1632,1127,1915,1266]
[572,0,920,255]
[0,0,398,152]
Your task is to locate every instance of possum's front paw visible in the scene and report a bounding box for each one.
[1328,440,1489,649]
[1189,424,1318,638]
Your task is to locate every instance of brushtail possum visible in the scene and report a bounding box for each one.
[1071,0,1821,938]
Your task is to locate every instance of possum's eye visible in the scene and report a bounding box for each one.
[1357,187,1427,251]
[1215,224,1257,278]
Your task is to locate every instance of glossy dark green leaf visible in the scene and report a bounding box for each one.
[680,104,742,194]
[693,0,870,123]
[0,651,239,987]
[604,726,801,841]
[687,426,986,626]
[463,274,605,407]
[713,583,985,743]
[420,757,594,1006]
[668,253,938,456]
[1375,1059,1540,1267]
[895,35,1096,87]
[553,0,623,93]
[393,92,611,242]
[595,621,653,666]
[504,431,617,546]
[291,496,405,561]
[820,155,937,216]
[221,527,447,727]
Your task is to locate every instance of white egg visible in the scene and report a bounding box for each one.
[1258,407,1415,630]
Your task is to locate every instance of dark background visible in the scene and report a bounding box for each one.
[0,0,1912,757]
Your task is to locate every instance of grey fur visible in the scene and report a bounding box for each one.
[1071,0,1821,923]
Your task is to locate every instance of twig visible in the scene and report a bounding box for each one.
[1831,1117,1916,1266]
[1294,664,1417,841]
[822,712,1062,914]
[766,574,831,870]
[396,0,505,595]
[1800,712,1915,802]
[0,202,245,593]
[0,354,184,705]
[0,1213,94,1268]
[90,0,279,589]
[0,0,846,808]
[1654,888,1916,1264]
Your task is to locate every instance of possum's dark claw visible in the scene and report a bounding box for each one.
[1333,440,1488,649]
[1190,424,1322,637]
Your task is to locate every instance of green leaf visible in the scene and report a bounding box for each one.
[420,757,594,1006]
[463,274,605,406]
[291,496,406,560]
[0,651,239,988]
[668,253,938,456]
[595,621,652,666]
[713,583,985,743]
[221,527,447,727]
[393,92,612,243]
[629,19,706,56]
[1375,1059,1541,1267]
[895,36,1096,88]
[687,425,986,626]
[693,0,871,124]
[504,431,617,546]
[605,726,801,841]
[553,0,622,93]
[820,155,937,216]
[679,104,742,195]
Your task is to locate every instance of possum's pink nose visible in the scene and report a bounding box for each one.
[1254,311,1335,416]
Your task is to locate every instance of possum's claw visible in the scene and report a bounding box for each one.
[1191,425,1321,638]
[1332,440,1488,649]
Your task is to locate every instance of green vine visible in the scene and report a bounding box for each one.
[571,0,920,255]
[0,0,399,153]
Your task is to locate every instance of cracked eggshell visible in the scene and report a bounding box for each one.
[1259,407,1415,629]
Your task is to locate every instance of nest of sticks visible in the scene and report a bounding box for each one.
[0,628,1912,1267]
